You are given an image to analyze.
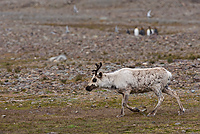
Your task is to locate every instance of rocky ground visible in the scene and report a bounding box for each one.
[0,19,199,95]
[0,0,200,133]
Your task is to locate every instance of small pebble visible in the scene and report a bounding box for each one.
[91,105,97,108]
[181,130,186,133]
[175,122,181,125]
[2,115,6,118]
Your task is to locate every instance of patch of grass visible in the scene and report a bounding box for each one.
[93,97,121,108]
[149,60,155,64]
[0,90,200,133]
[0,56,46,70]
[67,124,78,128]
[14,66,22,73]
[74,74,85,82]
[149,52,200,63]
[167,57,173,63]
[78,64,82,67]
[187,53,199,60]
[42,76,49,81]
[135,62,142,67]
[60,79,67,84]
[72,62,76,65]
[103,51,108,55]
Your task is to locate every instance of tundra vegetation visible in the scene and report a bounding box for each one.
[1,0,200,133]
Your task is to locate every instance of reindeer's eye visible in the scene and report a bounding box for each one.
[92,78,97,82]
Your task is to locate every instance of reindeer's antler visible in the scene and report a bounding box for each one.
[92,62,102,75]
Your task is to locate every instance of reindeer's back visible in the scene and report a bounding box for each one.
[112,67,171,89]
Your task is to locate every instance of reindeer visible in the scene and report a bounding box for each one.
[86,62,185,117]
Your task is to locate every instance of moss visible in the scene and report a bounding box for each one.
[167,57,173,63]
[187,54,198,60]
[67,124,78,128]
[149,60,155,64]
[0,92,199,133]
[60,79,67,84]
[103,51,108,55]
[74,74,84,82]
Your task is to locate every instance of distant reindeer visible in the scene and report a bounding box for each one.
[86,62,185,117]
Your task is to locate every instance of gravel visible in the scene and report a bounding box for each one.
[0,0,199,97]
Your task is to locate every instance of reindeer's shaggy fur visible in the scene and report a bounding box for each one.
[86,63,185,117]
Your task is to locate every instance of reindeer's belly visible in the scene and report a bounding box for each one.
[116,86,152,94]
[130,87,152,94]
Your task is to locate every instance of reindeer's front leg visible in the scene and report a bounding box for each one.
[117,90,142,117]
[117,92,127,117]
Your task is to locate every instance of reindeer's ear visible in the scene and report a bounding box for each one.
[98,72,103,78]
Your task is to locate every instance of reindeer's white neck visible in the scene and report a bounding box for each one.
[98,72,117,89]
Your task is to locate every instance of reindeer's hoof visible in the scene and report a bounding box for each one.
[147,112,156,117]
[116,114,124,118]
[178,108,185,115]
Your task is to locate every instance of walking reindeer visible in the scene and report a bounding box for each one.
[86,62,185,117]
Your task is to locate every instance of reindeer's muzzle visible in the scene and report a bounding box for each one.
[85,84,96,92]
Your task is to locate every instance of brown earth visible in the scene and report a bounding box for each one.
[0,0,200,133]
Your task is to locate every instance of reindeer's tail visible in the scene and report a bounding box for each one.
[166,70,172,83]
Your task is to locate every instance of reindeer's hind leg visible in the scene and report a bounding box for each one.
[148,84,164,116]
[163,86,185,115]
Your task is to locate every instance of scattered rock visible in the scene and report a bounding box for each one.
[18,104,23,107]
[49,55,67,62]
[181,130,186,133]
[175,122,181,125]
[47,132,57,134]
[2,115,6,118]
[0,5,199,109]
[91,105,97,108]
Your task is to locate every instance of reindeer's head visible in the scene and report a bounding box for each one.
[86,62,103,92]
